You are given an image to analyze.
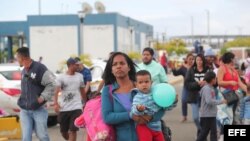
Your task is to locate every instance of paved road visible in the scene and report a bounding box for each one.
[28,82,196,141]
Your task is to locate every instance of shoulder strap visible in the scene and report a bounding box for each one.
[108,84,113,104]
[223,65,229,73]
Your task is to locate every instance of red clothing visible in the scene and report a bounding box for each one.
[223,65,239,90]
[136,124,165,141]
[87,134,91,141]
[160,55,167,67]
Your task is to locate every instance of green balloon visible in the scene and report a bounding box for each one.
[152,83,176,108]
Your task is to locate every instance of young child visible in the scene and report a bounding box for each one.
[240,84,250,125]
[130,70,164,141]
[197,71,227,141]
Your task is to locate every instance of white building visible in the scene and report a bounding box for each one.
[0,13,153,72]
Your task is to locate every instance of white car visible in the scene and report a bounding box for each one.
[89,59,107,92]
[0,64,22,115]
[0,63,57,127]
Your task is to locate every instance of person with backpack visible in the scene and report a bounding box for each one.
[130,70,165,141]
[54,57,86,141]
[101,52,165,141]
[160,52,168,74]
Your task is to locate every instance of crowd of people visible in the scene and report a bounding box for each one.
[170,49,250,141]
[15,46,250,141]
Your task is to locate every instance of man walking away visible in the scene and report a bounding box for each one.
[16,47,56,141]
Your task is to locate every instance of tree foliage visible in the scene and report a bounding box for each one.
[153,39,188,55]
[220,37,250,54]
[128,51,142,63]
[224,37,250,48]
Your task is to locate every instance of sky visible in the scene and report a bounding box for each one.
[1,0,250,37]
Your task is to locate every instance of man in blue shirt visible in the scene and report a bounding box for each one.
[75,57,92,99]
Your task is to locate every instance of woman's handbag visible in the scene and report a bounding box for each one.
[221,89,239,106]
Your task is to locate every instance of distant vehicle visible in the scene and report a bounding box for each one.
[0,63,58,127]
[0,64,22,114]
[89,59,106,92]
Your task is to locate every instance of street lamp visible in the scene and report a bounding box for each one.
[129,26,134,52]
[190,16,194,44]
[205,10,210,45]
[38,0,41,15]
[78,11,86,55]
[236,26,243,36]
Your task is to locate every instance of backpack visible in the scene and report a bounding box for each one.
[75,85,115,141]
[161,120,172,141]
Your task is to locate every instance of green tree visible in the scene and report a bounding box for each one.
[128,51,141,63]
[220,37,250,54]
[153,39,187,55]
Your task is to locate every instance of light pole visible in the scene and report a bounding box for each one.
[38,0,41,15]
[236,26,243,36]
[78,11,86,55]
[190,16,194,45]
[129,26,133,52]
[205,10,210,45]
[162,32,166,43]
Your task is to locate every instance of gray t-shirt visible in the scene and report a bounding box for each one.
[199,84,222,117]
[56,72,85,111]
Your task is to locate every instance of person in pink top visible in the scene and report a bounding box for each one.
[160,52,168,74]
[217,52,246,92]
[217,52,247,125]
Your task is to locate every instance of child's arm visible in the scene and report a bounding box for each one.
[137,105,146,112]
[130,94,145,118]
[204,87,226,105]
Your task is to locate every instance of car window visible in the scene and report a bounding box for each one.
[90,66,103,80]
[0,71,22,80]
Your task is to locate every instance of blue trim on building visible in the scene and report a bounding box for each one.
[84,13,117,25]
[0,13,153,55]
[0,21,29,47]
[116,14,153,34]
[0,21,28,36]
[27,15,80,26]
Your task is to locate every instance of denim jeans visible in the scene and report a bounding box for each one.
[181,88,188,117]
[191,103,201,132]
[20,107,50,141]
